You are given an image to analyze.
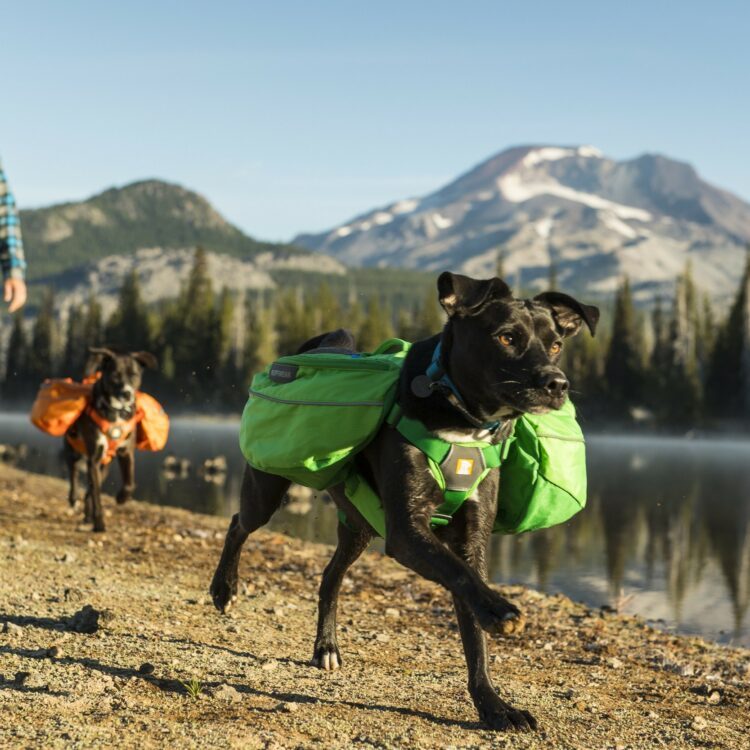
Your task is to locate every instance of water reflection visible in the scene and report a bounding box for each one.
[1,415,749,646]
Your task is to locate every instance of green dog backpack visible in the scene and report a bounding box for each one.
[239,339,588,535]
[239,340,410,490]
[493,398,587,534]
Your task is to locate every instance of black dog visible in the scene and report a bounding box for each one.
[210,273,598,731]
[63,347,157,532]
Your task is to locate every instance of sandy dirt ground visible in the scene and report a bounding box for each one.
[1,463,748,749]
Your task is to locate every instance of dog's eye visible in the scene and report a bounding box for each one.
[498,333,514,347]
[550,342,562,355]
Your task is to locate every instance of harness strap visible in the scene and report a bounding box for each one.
[68,404,143,464]
[341,404,511,537]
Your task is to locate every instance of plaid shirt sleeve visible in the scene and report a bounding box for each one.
[0,159,27,280]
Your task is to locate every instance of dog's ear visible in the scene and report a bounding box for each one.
[534,291,600,337]
[438,272,511,317]
[132,351,158,370]
[88,346,117,361]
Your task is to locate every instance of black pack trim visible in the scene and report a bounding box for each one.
[269,363,299,384]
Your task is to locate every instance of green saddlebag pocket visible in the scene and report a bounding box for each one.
[494,398,587,534]
[239,340,410,490]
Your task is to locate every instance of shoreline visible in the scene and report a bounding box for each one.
[1,463,749,749]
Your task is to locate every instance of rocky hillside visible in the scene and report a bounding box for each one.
[48,247,346,321]
[294,146,750,303]
[21,179,307,282]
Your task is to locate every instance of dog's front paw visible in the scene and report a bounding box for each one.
[474,595,526,637]
[312,640,342,671]
[479,702,538,732]
[209,571,238,614]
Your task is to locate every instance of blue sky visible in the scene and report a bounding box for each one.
[1,0,748,241]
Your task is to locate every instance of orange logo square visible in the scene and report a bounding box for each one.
[456,458,474,476]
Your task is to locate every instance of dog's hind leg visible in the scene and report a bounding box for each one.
[312,519,372,671]
[210,465,290,613]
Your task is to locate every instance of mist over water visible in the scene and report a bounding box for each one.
[2,415,749,646]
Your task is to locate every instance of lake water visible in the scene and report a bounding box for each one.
[1,414,749,647]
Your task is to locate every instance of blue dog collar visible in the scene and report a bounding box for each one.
[423,342,500,432]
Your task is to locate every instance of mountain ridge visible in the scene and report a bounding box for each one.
[20,179,307,282]
[293,145,750,302]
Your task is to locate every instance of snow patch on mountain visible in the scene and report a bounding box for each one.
[498,171,652,221]
[601,212,637,239]
[432,212,453,230]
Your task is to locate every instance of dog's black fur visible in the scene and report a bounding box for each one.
[63,347,157,532]
[210,273,598,731]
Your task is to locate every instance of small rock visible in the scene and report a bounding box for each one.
[2,622,22,635]
[607,657,624,669]
[691,715,708,731]
[57,552,76,564]
[63,587,84,603]
[375,633,391,643]
[67,604,101,634]
[275,701,298,713]
[543,642,553,651]
[707,690,721,705]
[384,608,400,619]
[261,660,278,671]
[138,663,155,675]
[227,624,239,633]
[15,670,47,689]
[272,607,285,618]
[46,646,62,658]
[212,684,241,702]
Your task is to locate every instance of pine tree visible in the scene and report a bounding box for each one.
[357,295,394,351]
[243,300,277,379]
[696,293,717,380]
[395,307,415,341]
[62,305,86,375]
[313,282,342,333]
[168,246,217,398]
[603,278,644,417]
[105,270,151,351]
[706,251,750,419]
[3,314,29,400]
[547,252,559,291]
[27,289,56,383]
[274,287,310,355]
[495,248,505,279]
[411,287,444,341]
[661,271,702,426]
[83,294,104,349]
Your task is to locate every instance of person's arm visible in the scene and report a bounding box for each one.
[0,160,28,312]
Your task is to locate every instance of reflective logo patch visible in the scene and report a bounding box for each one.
[455,458,474,476]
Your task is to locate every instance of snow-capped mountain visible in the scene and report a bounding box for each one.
[293,146,750,302]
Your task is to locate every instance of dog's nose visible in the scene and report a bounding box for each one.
[539,371,569,397]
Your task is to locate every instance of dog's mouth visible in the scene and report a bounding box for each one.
[495,388,567,416]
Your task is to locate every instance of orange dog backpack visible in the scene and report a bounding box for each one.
[135,392,170,451]
[30,379,92,437]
